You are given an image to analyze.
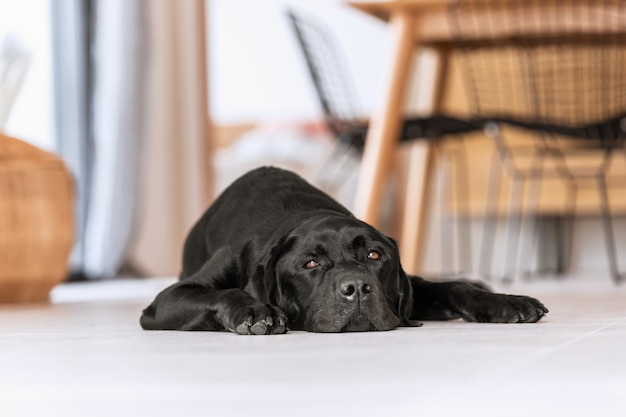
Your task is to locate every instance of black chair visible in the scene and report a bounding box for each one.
[286,10,482,152]
[286,9,484,276]
[448,0,626,283]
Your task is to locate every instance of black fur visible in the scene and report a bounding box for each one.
[140,167,548,334]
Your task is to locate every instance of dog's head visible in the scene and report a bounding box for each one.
[260,214,412,332]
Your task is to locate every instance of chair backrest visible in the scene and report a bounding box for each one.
[450,0,626,134]
[286,10,363,135]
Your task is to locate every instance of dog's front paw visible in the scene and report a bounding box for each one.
[229,303,288,335]
[462,293,549,323]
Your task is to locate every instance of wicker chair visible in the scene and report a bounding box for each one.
[449,0,626,283]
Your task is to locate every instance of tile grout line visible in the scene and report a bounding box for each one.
[486,318,625,379]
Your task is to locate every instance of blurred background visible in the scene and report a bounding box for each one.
[1,0,388,282]
[2,0,625,287]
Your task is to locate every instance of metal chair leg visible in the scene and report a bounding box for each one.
[438,151,455,276]
[558,182,578,275]
[518,156,544,278]
[437,146,474,279]
[452,147,473,274]
[597,175,625,284]
[313,139,355,195]
[503,176,524,283]
[479,151,502,279]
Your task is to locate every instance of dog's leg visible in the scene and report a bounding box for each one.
[408,276,548,323]
[140,283,288,334]
[140,255,288,334]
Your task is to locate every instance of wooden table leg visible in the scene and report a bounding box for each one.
[353,12,417,227]
[400,141,436,274]
[399,48,449,275]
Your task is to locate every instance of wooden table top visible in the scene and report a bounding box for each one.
[347,0,626,46]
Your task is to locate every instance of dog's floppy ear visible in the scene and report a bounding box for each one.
[396,264,422,327]
[386,237,419,327]
[262,235,296,306]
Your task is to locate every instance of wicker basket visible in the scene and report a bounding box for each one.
[0,132,74,302]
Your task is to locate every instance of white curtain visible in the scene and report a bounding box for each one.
[52,0,210,279]
[82,0,148,278]
[126,0,212,277]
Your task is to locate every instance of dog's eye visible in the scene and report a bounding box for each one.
[305,260,320,269]
[367,250,381,261]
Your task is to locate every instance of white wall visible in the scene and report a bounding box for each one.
[208,0,389,124]
[0,0,54,151]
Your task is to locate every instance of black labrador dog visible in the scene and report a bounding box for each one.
[140,167,548,334]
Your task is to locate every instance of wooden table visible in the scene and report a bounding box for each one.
[347,0,624,274]
[348,0,459,274]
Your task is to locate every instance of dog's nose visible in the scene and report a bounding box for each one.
[338,277,373,301]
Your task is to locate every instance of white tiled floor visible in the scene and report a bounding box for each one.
[1,276,625,417]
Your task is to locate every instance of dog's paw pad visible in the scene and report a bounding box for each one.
[236,316,254,335]
[250,317,271,335]
[270,316,287,334]
[232,306,288,335]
